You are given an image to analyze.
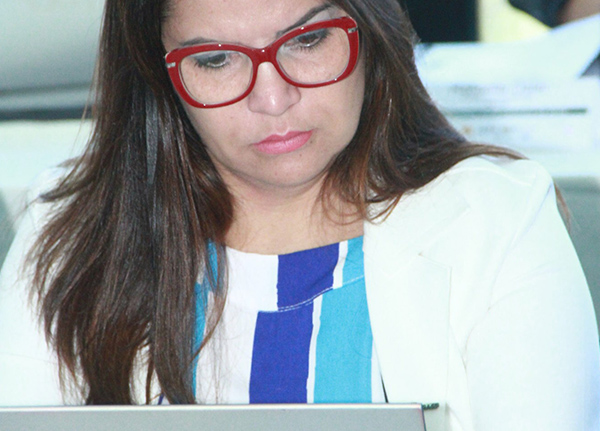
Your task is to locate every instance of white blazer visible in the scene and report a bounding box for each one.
[363,157,600,430]
[1,157,599,431]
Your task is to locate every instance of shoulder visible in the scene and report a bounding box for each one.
[1,166,68,274]
[390,156,556,233]
[428,155,553,209]
[0,168,68,406]
[15,166,71,241]
[0,164,69,319]
[371,155,556,232]
[363,155,563,281]
[26,166,70,209]
[440,155,551,187]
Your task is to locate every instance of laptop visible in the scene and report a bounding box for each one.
[0,403,426,431]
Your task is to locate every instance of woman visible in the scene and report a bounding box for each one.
[0,0,598,429]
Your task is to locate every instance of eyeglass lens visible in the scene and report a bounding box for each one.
[178,26,351,106]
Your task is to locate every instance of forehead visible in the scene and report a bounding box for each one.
[163,0,339,47]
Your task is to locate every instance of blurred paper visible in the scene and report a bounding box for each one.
[414,14,600,153]
[426,78,600,151]
[416,14,600,84]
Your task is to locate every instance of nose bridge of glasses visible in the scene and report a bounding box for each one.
[252,40,280,69]
[248,41,289,84]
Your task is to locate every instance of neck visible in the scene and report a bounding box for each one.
[223,177,364,255]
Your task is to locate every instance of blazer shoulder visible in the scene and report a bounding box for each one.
[434,156,556,217]
[442,156,552,192]
[373,156,560,252]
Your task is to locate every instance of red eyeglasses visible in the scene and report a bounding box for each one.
[165,16,360,108]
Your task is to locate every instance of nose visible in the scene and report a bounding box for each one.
[246,62,301,116]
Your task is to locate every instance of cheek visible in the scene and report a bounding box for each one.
[337,67,366,134]
[182,105,229,145]
[307,65,365,131]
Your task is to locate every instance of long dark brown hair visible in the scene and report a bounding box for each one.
[29,0,516,405]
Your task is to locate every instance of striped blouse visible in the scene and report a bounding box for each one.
[191,236,385,404]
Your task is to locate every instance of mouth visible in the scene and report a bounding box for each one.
[252,130,313,155]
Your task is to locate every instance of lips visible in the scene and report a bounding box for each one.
[252,130,313,155]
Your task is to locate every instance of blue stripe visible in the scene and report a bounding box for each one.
[249,305,314,403]
[313,238,372,403]
[276,243,338,309]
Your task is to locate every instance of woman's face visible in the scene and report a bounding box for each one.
[162,0,365,197]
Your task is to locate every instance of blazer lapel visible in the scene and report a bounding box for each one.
[363,174,471,431]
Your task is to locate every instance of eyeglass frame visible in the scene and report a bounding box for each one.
[164,16,360,109]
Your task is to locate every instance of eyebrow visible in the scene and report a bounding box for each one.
[179,3,335,47]
[276,3,334,38]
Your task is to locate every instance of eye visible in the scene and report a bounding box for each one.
[285,28,330,50]
[190,51,231,69]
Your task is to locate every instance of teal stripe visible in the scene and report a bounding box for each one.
[192,243,217,394]
[192,282,207,393]
[313,237,372,403]
[343,237,364,282]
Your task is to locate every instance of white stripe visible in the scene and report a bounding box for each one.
[306,295,323,403]
[195,302,258,404]
[371,343,386,403]
[332,241,347,289]
[226,248,279,311]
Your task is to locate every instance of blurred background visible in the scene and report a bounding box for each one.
[1,0,599,323]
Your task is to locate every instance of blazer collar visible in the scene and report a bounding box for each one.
[363,174,471,431]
